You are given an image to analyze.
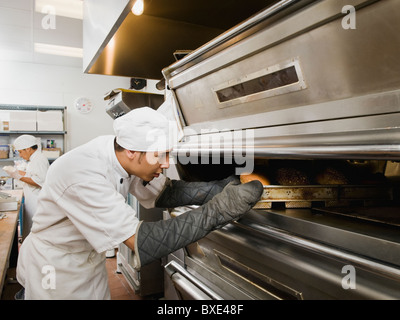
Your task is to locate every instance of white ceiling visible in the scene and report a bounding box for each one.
[0,0,83,68]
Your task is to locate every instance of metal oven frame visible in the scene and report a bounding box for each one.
[161,0,400,300]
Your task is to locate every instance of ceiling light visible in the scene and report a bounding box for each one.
[35,0,83,20]
[34,43,83,58]
[132,0,144,16]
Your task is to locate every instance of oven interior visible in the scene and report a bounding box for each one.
[164,157,400,300]
[174,156,400,240]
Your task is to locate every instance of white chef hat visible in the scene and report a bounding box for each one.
[14,134,40,150]
[113,107,172,152]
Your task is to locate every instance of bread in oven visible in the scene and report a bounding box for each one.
[315,166,349,185]
[275,167,310,186]
[240,172,271,186]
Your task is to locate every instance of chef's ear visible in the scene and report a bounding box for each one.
[125,150,138,160]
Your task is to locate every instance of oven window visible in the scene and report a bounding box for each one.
[213,58,307,108]
[216,66,299,103]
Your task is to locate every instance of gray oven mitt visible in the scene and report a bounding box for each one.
[155,175,240,208]
[133,180,263,270]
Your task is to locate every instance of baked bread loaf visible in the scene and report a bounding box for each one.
[240,172,270,186]
[315,167,349,185]
[275,167,310,186]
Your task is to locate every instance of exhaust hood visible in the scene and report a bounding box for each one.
[83,0,276,80]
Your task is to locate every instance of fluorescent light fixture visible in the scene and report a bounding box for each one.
[34,43,83,58]
[132,0,144,16]
[35,0,83,20]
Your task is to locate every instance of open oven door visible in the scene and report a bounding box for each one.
[164,260,223,300]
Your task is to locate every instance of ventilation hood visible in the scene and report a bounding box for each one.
[83,0,276,80]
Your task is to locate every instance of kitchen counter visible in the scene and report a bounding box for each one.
[0,190,23,297]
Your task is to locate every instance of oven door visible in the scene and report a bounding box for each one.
[164,207,400,300]
[164,260,223,300]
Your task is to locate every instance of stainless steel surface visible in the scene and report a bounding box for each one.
[162,0,400,300]
[104,89,164,119]
[239,210,400,272]
[186,214,400,299]
[165,261,223,300]
[166,0,392,120]
[83,0,275,79]
[117,195,164,296]
[165,0,400,159]
[163,0,313,80]
[315,206,400,227]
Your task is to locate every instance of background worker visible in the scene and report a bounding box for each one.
[3,134,49,240]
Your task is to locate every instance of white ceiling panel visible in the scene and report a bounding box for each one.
[0,0,33,11]
[0,0,83,67]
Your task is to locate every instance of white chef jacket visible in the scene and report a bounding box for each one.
[17,135,167,300]
[21,149,49,240]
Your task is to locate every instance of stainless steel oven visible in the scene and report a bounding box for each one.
[118,194,164,297]
[161,0,400,300]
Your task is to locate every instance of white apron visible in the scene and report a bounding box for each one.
[17,136,166,299]
[21,150,49,240]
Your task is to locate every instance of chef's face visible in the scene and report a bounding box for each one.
[18,148,34,161]
[135,151,170,181]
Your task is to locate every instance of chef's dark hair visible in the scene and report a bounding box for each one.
[114,138,125,152]
[113,138,144,162]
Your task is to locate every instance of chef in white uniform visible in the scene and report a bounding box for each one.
[3,135,49,240]
[17,108,173,299]
[16,107,263,300]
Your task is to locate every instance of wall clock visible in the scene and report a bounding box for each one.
[74,97,93,114]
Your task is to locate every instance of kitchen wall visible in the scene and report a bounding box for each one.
[0,60,161,151]
[0,60,124,151]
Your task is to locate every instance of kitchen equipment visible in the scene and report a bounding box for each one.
[0,191,18,211]
[104,89,164,119]
[161,0,400,300]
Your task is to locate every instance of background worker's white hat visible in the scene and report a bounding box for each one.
[113,107,172,152]
[14,134,39,150]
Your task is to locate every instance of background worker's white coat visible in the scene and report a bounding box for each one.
[17,135,166,299]
[21,149,49,240]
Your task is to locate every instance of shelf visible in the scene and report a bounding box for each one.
[0,104,65,111]
[0,131,66,135]
[0,157,20,162]
[0,157,58,162]
[0,104,67,158]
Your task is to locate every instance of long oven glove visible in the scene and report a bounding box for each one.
[133,180,263,270]
[155,175,240,208]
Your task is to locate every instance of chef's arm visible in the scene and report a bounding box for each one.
[128,180,263,270]
[19,173,41,188]
[123,234,135,252]
[155,175,239,208]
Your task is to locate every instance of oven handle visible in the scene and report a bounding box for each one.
[165,260,224,300]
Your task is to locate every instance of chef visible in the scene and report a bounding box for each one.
[3,135,49,240]
[16,107,263,300]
